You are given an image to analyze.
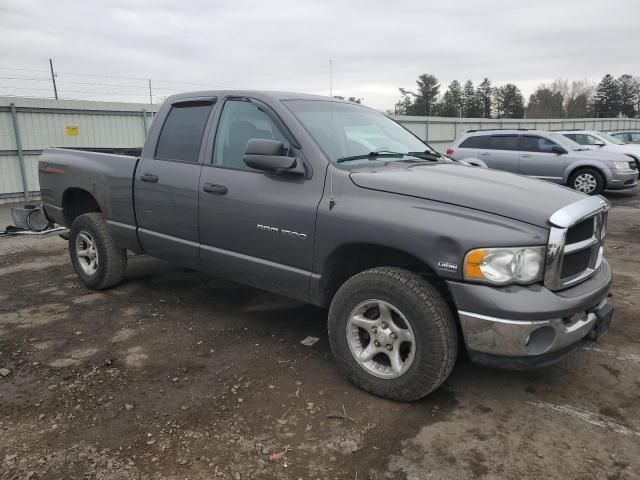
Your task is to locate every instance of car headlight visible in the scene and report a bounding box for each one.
[464,246,545,285]
[606,160,632,170]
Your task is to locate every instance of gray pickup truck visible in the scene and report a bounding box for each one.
[39,91,614,401]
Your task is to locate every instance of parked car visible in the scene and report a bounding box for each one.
[39,91,614,401]
[559,130,640,171]
[447,129,638,195]
[609,131,640,144]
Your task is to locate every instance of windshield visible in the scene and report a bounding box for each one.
[597,131,626,145]
[284,100,436,166]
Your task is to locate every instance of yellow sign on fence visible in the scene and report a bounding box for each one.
[65,125,79,136]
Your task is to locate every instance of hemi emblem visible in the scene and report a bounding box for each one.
[437,261,458,273]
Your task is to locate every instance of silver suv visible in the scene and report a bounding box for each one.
[447,129,638,195]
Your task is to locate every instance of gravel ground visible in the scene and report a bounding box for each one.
[0,190,639,480]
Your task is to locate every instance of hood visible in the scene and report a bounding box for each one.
[349,163,584,228]
[573,146,639,161]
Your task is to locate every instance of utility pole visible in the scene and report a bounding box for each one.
[49,58,58,100]
[148,79,153,104]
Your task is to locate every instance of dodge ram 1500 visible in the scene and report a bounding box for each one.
[39,91,614,401]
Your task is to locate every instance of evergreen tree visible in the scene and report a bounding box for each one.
[476,78,493,118]
[495,84,525,118]
[440,80,463,117]
[461,80,481,117]
[617,74,639,117]
[398,74,440,116]
[590,74,621,118]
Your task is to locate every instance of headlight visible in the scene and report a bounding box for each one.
[464,246,545,285]
[606,160,632,170]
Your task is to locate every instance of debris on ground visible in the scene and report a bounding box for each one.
[0,368,12,377]
[300,336,320,346]
[327,403,355,422]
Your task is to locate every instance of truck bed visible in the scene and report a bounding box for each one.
[39,147,142,252]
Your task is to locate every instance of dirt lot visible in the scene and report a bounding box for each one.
[1,191,639,480]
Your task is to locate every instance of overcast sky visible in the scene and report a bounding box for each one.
[1,0,639,110]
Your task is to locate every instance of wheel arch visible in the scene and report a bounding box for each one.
[62,188,103,227]
[313,242,453,309]
[563,162,610,186]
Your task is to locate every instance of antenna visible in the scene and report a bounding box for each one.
[329,58,333,98]
[329,165,335,209]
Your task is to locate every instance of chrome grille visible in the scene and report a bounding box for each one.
[544,196,609,291]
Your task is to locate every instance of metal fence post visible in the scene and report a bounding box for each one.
[142,109,149,136]
[9,103,29,201]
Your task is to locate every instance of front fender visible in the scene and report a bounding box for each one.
[563,161,611,184]
[314,175,549,284]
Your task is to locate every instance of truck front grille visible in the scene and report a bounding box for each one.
[560,248,593,279]
[544,197,609,291]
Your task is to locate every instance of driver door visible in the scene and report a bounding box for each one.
[197,98,320,301]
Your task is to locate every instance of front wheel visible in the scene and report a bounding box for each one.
[328,267,458,401]
[568,168,605,195]
[69,213,127,290]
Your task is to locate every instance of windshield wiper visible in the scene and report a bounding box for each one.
[406,151,442,161]
[336,151,405,163]
[336,150,441,164]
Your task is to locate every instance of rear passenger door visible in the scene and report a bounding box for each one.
[134,99,216,267]
[519,135,565,183]
[479,135,520,173]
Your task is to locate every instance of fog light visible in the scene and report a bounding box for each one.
[525,326,556,355]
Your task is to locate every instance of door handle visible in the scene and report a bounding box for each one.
[479,152,489,156]
[203,183,228,195]
[521,154,532,158]
[140,173,159,183]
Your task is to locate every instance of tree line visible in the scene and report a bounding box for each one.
[394,73,640,119]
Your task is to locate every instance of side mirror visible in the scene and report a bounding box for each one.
[593,142,605,147]
[551,145,567,155]
[244,139,303,175]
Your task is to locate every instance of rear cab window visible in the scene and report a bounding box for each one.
[155,101,215,162]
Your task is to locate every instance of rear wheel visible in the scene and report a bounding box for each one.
[69,213,127,290]
[569,168,604,195]
[328,267,458,401]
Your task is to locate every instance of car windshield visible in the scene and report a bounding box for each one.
[597,131,626,145]
[283,100,439,166]
[547,132,585,150]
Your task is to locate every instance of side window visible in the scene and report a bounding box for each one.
[155,101,214,162]
[586,135,602,145]
[630,133,640,142]
[212,100,289,170]
[612,132,626,141]
[564,133,580,143]
[487,135,518,151]
[521,135,558,153]
[459,135,488,148]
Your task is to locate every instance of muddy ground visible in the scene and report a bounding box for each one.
[1,190,639,480]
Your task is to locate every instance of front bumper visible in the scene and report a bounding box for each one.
[607,170,638,190]
[447,260,612,368]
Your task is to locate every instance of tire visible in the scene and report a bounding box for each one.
[69,213,127,290]
[328,267,458,401]
[568,168,605,195]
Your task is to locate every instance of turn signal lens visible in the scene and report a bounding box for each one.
[464,249,487,280]
[463,246,545,285]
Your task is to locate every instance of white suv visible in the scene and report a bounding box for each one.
[559,130,640,171]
